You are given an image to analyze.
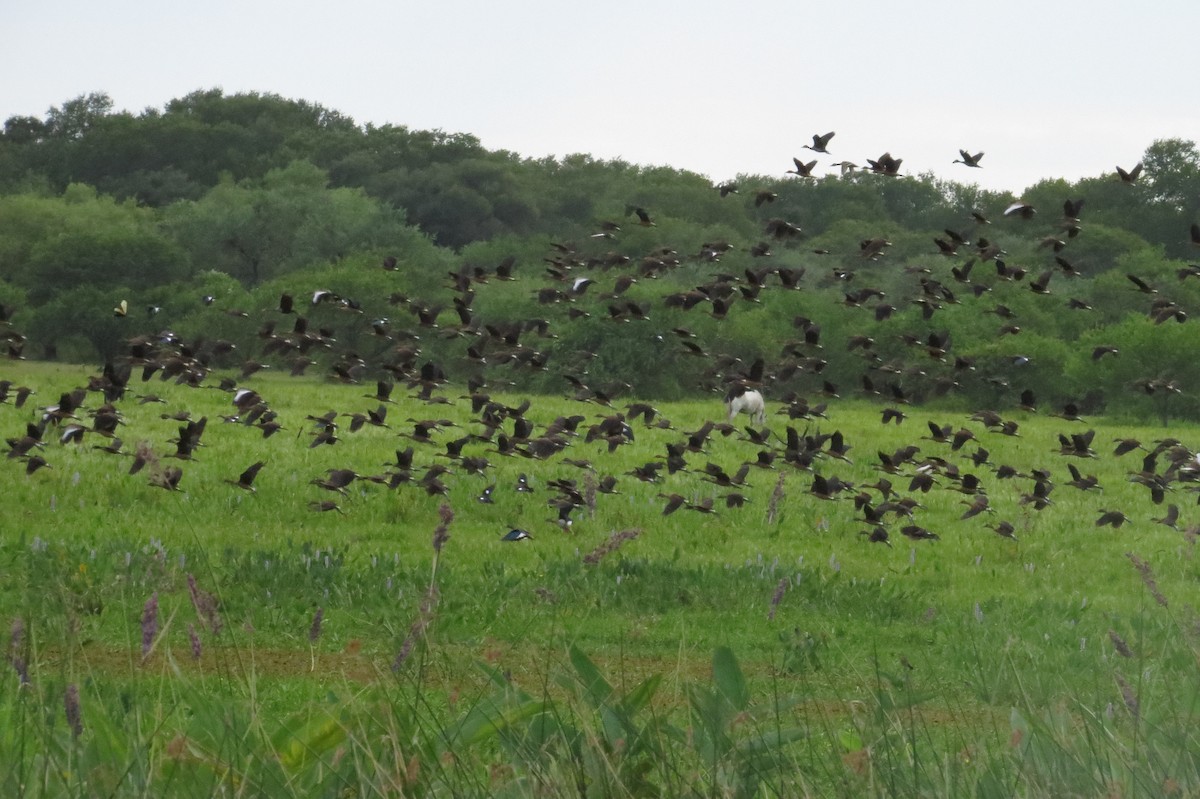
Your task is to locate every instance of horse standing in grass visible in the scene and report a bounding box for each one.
[725,387,766,425]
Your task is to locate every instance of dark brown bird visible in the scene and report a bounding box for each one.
[1019,478,1054,510]
[723,492,750,508]
[953,150,984,168]
[1055,402,1084,422]
[311,468,358,495]
[627,206,655,226]
[170,417,207,460]
[597,475,620,494]
[866,152,903,177]
[1116,162,1143,184]
[901,524,939,541]
[786,157,818,177]
[861,526,891,546]
[1028,270,1053,295]
[960,494,992,520]
[1059,429,1097,458]
[149,465,183,491]
[1065,463,1100,491]
[629,462,665,483]
[258,420,285,438]
[93,437,125,455]
[1004,202,1036,220]
[1126,274,1157,295]
[933,237,959,256]
[1113,438,1144,457]
[803,131,835,153]
[764,218,803,240]
[24,455,51,475]
[1154,504,1179,530]
[1095,510,1129,528]
[226,461,265,492]
[827,430,853,462]
[811,473,852,500]
[309,429,339,448]
[987,520,1017,541]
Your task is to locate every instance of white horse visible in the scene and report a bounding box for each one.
[725,387,766,425]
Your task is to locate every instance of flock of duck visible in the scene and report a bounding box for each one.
[3,131,1200,546]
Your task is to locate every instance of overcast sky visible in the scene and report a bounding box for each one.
[3,0,1196,195]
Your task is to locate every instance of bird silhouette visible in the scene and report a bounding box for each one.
[953,150,984,167]
[1116,162,1143,184]
[861,526,891,546]
[987,521,1017,541]
[1095,510,1129,528]
[1153,504,1179,530]
[803,131,835,153]
[1004,202,1036,219]
[626,206,655,226]
[149,465,183,491]
[786,158,818,178]
[866,152,902,176]
[901,524,939,541]
[311,468,358,495]
[226,461,265,492]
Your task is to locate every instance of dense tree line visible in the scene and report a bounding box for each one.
[2,90,1200,421]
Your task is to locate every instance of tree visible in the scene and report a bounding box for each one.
[166,160,418,285]
[44,92,114,140]
[0,187,184,297]
[2,115,49,144]
[23,225,187,305]
[1066,315,1200,424]
[24,284,137,362]
[1142,138,1200,211]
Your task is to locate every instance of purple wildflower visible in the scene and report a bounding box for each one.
[1115,672,1140,721]
[432,503,454,553]
[1126,552,1168,608]
[141,592,159,659]
[10,618,28,686]
[309,606,324,643]
[583,472,598,517]
[393,584,439,671]
[1109,630,1134,659]
[187,574,222,635]
[768,578,788,621]
[187,623,202,661]
[767,473,786,525]
[64,684,83,738]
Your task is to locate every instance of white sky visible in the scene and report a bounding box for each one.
[3,0,1197,195]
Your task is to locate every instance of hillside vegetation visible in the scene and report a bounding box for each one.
[2,90,1200,421]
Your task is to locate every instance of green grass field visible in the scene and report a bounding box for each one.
[1,360,1197,797]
